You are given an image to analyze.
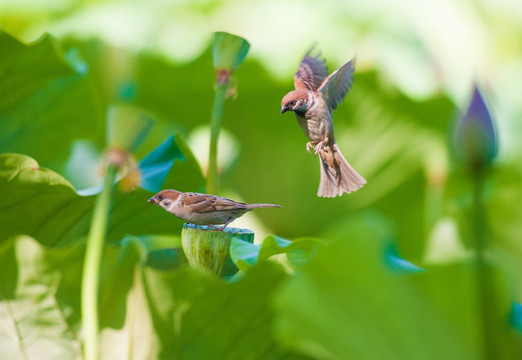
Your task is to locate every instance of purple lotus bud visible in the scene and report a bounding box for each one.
[453,85,498,171]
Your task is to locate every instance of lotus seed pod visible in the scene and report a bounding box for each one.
[212,31,250,85]
[181,224,254,276]
[106,104,154,153]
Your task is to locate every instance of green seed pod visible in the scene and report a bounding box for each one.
[106,104,154,153]
[212,31,250,85]
[181,224,254,276]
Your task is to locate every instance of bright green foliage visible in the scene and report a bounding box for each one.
[0,235,302,359]
[0,154,93,246]
[1,26,522,360]
[0,142,200,247]
[274,213,519,359]
[139,135,185,193]
[0,32,104,171]
[230,235,324,271]
[0,236,83,359]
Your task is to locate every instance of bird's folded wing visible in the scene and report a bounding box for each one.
[318,57,355,110]
[294,48,329,91]
[182,193,247,212]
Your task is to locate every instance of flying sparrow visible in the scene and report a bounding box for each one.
[148,189,281,230]
[280,48,366,197]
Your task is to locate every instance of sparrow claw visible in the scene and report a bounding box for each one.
[313,144,322,155]
[313,138,328,156]
[306,142,314,153]
[208,224,224,231]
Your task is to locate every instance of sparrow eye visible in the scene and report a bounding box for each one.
[289,100,296,106]
[157,195,164,200]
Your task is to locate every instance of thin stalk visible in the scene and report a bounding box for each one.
[472,171,495,360]
[206,80,228,195]
[82,164,118,360]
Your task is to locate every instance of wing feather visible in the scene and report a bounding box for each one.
[182,193,247,213]
[294,48,329,91]
[318,57,355,110]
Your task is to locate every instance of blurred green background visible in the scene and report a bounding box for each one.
[2,0,521,257]
[1,0,522,358]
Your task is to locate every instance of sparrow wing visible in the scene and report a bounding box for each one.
[294,48,329,91]
[318,57,355,110]
[182,193,247,213]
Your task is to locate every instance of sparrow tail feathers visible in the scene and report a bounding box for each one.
[317,144,365,197]
[246,203,282,209]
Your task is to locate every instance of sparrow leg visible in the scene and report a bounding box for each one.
[306,141,316,153]
[221,217,234,230]
[208,224,223,231]
[313,137,329,155]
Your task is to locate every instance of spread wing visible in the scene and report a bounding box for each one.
[182,193,247,213]
[294,48,329,91]
[318,57,355,110]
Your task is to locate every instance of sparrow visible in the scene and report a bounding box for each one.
[148,189,281,230]
[280,48,366,197]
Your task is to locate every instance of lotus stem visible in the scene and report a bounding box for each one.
[206,32,249,195]
[472,171,496,360]
[206,83,228,195]
[82,164,118,360]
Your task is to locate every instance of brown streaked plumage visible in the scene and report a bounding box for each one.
[148,189,281,230]
[281,47,366,197]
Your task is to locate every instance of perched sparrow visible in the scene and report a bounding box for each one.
[148,189,281,229]
[281,48,366,197]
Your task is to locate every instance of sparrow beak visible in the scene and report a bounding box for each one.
[280,106,288,114]
[148,197,157,203]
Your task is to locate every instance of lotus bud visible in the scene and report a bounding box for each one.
[453,85,498,173]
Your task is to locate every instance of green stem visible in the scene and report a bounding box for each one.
[82,164,118,360]
[206,81,228,195]
[472,171,495,360]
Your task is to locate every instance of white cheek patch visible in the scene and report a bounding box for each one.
[167,196,183,213]
[159,200,174,212]
[166,202,177,213]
